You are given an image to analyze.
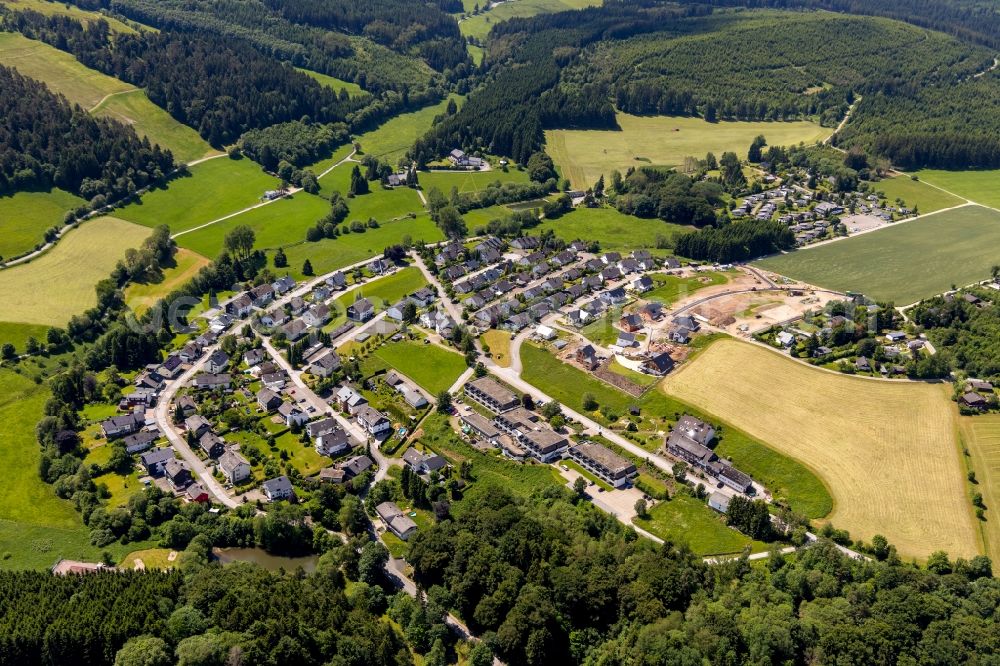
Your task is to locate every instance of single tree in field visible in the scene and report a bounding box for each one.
[348,165,369,196]
[991,264,1000,280]
[634,498,648,518]
[224,224,255,264]
[302,259,314,276]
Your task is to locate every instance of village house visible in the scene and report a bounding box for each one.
[186,484,209,503]
[164,460,193,490]
[199,432,226,458]
[141,447,175,476]
[356,405,392,439]
[465,377,519,413]
[384,371,429,409]
[184,414,212,439]
[157,355,184,380]
[402,447,448,475]
[244,348,266,367]
[631,275,654,293]
[308,352,341,378]
[303,304,331,328]
[261,308,289,328]
[277,402,309,428]
[262,475,294,502]
[226,294,253,318]
[101,411,145,440]
[256,387,282,411]
[620,314,643,333]
[261,371,289,390]
[615,331,637,348]
[319,467,346,484]
[576,344,600,371]
[218,449,251,484]
[347,297,375,322]
[249,284,274,308]
[123,431,158,455]
[272,276,296,295]
[665,415,716,468]
[282,319,308,342]
[568,441,637,488]
[376,501,418,540]
[309,418,353,457]
[338,454,374,479]
[326,272,347,290]
[642,352,675,376]
[639,302,664,322]
[960,392,989,411]
[336,385,368,414]
[206,350,230,374]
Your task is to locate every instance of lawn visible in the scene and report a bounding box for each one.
[459,0,600,40]
[0,33,213,163]
[334,266,428,313]
[520,342,832,518]
[0,188,84,260]
[959,415,1000,563]
[634,494,766,556]
[116,156,279,234]
[295,67,366,97]
[119,548,177,570]
[869,175,963,214]
[175,191,331,259]
[125,248,211,315]
[375,341,467,395]
[580,310,626,347]
[535,206,688,252]
[0,369,104,569]
[352,94,464,164]
[546,112,831,189]
[418,168,531,195]
[92,90,220,164]
[94,469,144,509]
[643,271,730,304]
[913,169,1000,209]
[0,216,151,326]
[663,338,977,560]
[3,0,140,33]
[281,215,444,279]
[0,321,50,353]
[755,205,1000,304]
[480,330,512,368]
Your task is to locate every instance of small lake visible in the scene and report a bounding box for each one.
[212,547,319,573]
[506,198,548,212]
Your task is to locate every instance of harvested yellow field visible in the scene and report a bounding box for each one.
[960,415,1000,563]
[663,338,978,560]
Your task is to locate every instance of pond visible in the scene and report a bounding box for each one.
[506,198,548,212]
[212,547,320,573]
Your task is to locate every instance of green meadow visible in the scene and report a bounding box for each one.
[870,175,964,214]
[913,169,1000,209]
[635,494,767,556]
[418,167,531,195]
[296,68,366,97]
[375,340,467,395]
[352,94,464,164]
[0,188,84,260]
[124,248,211,314]
[117,157,279,234]
[459,0,601,40]
[755,204,1000,304]
[536,206,688,252]
[0,321,50,352]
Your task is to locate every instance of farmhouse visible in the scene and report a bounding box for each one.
[465,377,519,413]
[960,392,989,411]
[262,475,294,502]
[568,442,637,488]
[218,449,251,484]
[375,501,418,540]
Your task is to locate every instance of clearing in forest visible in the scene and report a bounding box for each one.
[0,217,151,326]
[545,113,830,189]
[663,338,978,560]
[755,205,1000,304]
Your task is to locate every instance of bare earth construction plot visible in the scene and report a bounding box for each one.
[755,205,1000,304]
[546,113,831,189]
[663,339,978,560]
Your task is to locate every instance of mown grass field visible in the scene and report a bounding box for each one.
[643,271,731,304]
[0,321,49,352]
[755,204,1000,304]
[3,0,140,33]
[480,330,512,368]
[117,157,278,233]
[281,215,444,279]
[914,169,1000,209]
[353,94,464,164]
[520,341,832,518]
[459,0,600,40]
[0,216,151,326]
[663,339,977,559]
[375,341,467,395]
[536,206,688,252]
[92,90,220,164]
[870,175,963,214]
[635,494,766,556]
[959,415,1000,563]
[119,548,177,570]
[333,266,428,314]
[125,248,211,315]
[175,191,330,259]
[0,188,84,260]
[546,112,831,189]
[0,33,214,163]
[296,67,365,97]
[418,168,530,195]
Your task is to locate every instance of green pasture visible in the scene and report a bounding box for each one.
[869,175,964,214]
[125,248,211,315]
[459,0,600,40]
[634,494,767,556]
[295,68,366,97]
[536,206,687,252]
[419,167,530,195]
[0,321,50,352]
[353,94,464,164]
[913,169,1000,209]
[374,341,467,395]
[3,0,140,33]
[0,188,84,260]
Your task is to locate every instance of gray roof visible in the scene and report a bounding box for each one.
[262,475,293,497]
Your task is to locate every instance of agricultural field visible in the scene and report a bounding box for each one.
[755,204,1000,304]
[91,90,220,164]
[913,169,1000,209]
[535,206,687,252]
[546,113,831,189]
[0,216,151,326]
[281,215,444,279]
[175,191,331,259]
[124,248,211,315]
[870,175,964,214]
[0,188,84,260]
[663,338,978,560]
[520,341,833,519]
[634,494,767,556]
[353,94,464,164]
[295,68,365,98]
[418,167,531,195]
[117,156,278,234]
[0,321,49,352]
[317,170,426,223]
[459,0,601,40]
[0,33,215,163]
[374,340,467,395]
[1,0,141,33]
[959,415,1000,563]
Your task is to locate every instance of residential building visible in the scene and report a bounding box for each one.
[401,448,448,475]
[262,475,294,502]
[123,431,158,455]
[376,501,418,540]
[465,377,519,413]
[193,373,231,391]
[164,460,193,490]
[218,449,251,484]
[199,432,225,458]
[708,492,730,513]
[184,414,212,439]
[336,386,368,414]
[338,454,374,478]
[356,405,392,439]
[141,447,175,476]
[568,442,637,488]
[347,298,375,322]
[303,304,331,328]
[494,408,568,462]
[257,388,282,411]
[101,411,145,440]
[277,402,309,427]
[309,418,353,457]
[308,352,341,378]
[460,412,501,444]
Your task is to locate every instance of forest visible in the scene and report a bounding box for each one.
[0,63,174,203]
[674,219,796,263]
[909,287,1000,381]
[69,0,469,87]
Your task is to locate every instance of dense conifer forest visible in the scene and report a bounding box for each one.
[0,63,174,201]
